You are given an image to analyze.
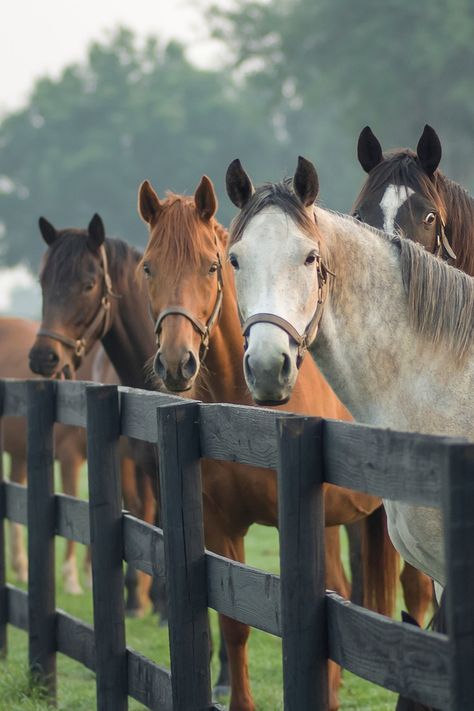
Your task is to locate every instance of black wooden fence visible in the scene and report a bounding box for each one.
[0,378,473,710]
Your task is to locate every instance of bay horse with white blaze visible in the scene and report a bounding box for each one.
[137,175,398,711]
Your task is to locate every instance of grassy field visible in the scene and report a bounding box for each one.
[0,459,398,710]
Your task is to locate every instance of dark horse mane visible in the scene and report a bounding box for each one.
[40,231,142,288]
[353,149,474,276]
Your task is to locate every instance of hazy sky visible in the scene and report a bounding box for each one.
[0,0,220,113]
[0,0,222,309]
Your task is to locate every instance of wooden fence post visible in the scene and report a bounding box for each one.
[27,379,56,702]
[86,385,127,711]
[277,416,328,711]
[156,402,212,711]
[0,381,7,658]
[442,443,474,710]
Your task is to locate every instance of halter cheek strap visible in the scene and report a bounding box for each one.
[241,256,331,369]
[37,244,120,368]
[434,216,457,263]
[153,254,224,362]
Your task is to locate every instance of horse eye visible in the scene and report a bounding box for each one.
[209,262,218,274]
[424,212,436,225]
[143,262,151,277]
[229,254,239,270]
[83,281,95,292]
[304,251,318,266]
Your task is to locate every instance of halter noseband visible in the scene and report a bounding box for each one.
[37,244,119,368]
[153,252,224,363]
[241,252,331,369]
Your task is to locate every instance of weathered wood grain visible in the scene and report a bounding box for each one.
[4,482,27,526]
[277,416,328,711]
[206,551,281,636]
[326,592,450,708]
[0,382,7,655]
[323,419,465,506]
[6,584,28,631]
[55,494,90,545]
[442,443,474,710]
[27,380,57,700]
[119,387,183,442]
[56,610,95,671]
[199,402,282,468]
[157,402,212,711]
[3,379,27,417]
[86,385,127,710]
[123,514,165,577]
[56,380,89,427]
[127,648,173,711]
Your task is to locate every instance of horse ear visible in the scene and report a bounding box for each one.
[38,217,59,246]
[226,159,255,209]
[87,213,105,251]
[357,126,383,173]
[293,156,319,207]
[195,175,218,221]
[138,180,162,224]
[416,124,442,176]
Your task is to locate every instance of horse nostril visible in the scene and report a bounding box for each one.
[153,351,167,380]
[281,352,291,379]
[47,350,59,365]
[243,353,255,386]
[180,351,197,380]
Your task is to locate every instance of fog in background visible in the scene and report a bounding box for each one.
[0,0,472,317]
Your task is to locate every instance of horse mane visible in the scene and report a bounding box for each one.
[229,178,319,246]
[143,193,228,278]
[40,231,141,288]
[395,235,474,361]
[353,149,474,276]
[338,212,474,362]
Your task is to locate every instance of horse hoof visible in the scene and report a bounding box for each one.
[125,607,144,619]
[64,580,83,596]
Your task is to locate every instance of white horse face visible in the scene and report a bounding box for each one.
[230,206,321,404]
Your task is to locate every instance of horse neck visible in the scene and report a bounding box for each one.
[101,251,156,389]
[312,210,455,432]
[195,263,249,404]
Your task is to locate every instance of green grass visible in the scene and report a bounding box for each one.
[0,456,398,710]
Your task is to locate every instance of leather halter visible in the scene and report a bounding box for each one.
[241,253,331,369]
[154,253,224,362]
[433,215,457,264]
[37,244,119,368]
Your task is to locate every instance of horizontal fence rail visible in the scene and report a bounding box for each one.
[0,378,472,710]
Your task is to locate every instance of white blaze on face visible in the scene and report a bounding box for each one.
[379,184,414,233]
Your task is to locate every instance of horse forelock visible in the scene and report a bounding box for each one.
[229,179,319,247]
[40,230,140,290]
[143,193,228,279]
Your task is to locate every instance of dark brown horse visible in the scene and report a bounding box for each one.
[137,176,398,711]
[0,316,137,594]
[28,216,162,618]
[354,124,474,274]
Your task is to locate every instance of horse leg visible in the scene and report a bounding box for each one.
[9,457,28,583]
[345,521,363,605]
[59,450,83,595]
[400,562,433,627]
[213,627,230,699]
[122,457,146,617]
[325,526,351,711]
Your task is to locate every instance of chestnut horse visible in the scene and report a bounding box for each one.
[137,176,390,711]
[0,316,123,594]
